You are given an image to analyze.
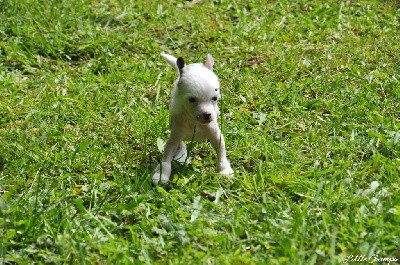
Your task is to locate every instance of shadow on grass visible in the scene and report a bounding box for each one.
[0,155,6,172]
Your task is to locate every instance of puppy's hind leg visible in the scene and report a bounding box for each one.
[173,141,190,165]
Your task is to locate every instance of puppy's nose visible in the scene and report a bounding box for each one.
[203,113,211,121]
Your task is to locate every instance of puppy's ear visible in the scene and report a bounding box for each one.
[177,57,185,75]
[205,54,214,71]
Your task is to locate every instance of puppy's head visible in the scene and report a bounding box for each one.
[175,55,221,124]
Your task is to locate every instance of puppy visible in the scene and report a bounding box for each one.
[152,53,234,185]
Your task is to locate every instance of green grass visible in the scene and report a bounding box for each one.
[1,0,399,264]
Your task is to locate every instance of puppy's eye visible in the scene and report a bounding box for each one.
[189,97,196,103]
[212,96,218,101]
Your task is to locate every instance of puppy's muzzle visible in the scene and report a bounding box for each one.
[198,112,212,123]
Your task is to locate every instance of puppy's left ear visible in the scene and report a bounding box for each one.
[205,54,214,71]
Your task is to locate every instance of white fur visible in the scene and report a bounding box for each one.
[152,53,234,185]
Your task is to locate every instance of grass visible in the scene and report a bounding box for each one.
[0,0,399,264]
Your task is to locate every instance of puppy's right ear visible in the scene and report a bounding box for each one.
[177,57,185,75]
[205,54,214,71]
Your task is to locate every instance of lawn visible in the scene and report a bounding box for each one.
[0,0,399,264]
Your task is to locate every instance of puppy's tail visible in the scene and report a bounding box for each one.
[161,53,181,77]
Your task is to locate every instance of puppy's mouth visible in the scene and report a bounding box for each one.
[198,119,212,124]
[196,114,213,124]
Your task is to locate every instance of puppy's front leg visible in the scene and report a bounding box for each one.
[209,127,234,175]
[152,136,182,185]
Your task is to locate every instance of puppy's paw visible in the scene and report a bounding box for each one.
[152,162,171,185]
[217,162,234,175]
[173,143,190,165]
[174,152,190,165]
[218,167,234,175]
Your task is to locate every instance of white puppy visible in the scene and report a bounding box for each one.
[152,53,234,185]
